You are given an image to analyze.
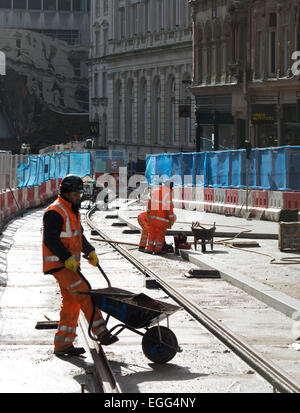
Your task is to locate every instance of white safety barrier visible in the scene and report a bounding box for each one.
[211,188,226,214]
[0,153,28,192]
[169,186,300,222]
[0,179,60,226]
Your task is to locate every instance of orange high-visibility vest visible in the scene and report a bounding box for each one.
[147,185,175,228]
[43,195,82,273]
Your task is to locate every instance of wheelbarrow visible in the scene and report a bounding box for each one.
[76,261,182,364]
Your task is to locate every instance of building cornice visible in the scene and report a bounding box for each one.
[88,40,192,64]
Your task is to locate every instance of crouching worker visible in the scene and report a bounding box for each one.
[43,175,118,356]
[145,180,175,255]
[137,211,149,252]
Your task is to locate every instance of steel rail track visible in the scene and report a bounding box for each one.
[85,206,300,394]
[79,313,121,393]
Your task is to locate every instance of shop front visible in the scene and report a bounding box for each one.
[195,95,234,151]
[251,104,278,147]
[282,103,300,146]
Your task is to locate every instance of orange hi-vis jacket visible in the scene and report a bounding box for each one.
[43,195,82,273]
[147,185,175,229]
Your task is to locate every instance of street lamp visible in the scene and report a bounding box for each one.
[244,140,252,218]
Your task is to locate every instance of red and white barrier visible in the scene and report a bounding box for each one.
[172,186,300,222]
[264,191,284,221]
[0,192,5,222]
[212,188,226,214]
[224,189,238,216]
[203,188,214,212]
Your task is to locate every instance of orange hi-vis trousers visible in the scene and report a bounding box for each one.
[137,212,149,248]
[52,268,109,351]
[145,223,168,253]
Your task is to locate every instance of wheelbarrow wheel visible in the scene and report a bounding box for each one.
[142,326,178,364]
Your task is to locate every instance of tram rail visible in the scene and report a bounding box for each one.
[84,205,300,394]
[79,312,121,393]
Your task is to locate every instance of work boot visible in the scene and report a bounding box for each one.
[144,250,153,254]
[138,246,145,252]
[54,345,86,357]
[99,332,119,346]
[153,250,167,255]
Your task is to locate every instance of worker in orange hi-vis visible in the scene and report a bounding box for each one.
[145,180,176,255]
[43,175,119,356]
[137,211,150,252]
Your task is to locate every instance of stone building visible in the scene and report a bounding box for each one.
[190,0,300,150]
[0,0,90,45]
[0,0,90,153]
[89,0,195,163]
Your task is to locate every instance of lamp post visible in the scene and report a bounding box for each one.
[244,140,252,217]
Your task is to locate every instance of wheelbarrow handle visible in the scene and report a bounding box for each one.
[83,255,112,288]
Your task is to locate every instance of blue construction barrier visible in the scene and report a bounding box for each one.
[17,152,91,188]
[145,146,300,191]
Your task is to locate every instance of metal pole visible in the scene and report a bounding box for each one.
[246,156,249,214]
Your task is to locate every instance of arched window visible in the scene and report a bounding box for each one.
[214,20,222,83]
[205,23,212,84]
[181,73,192,144]
[139,78,147,143]
[102,113,107,145]
[114,80,123,141]
[126,79,135,142]
[153,77,161,144]
[197,24,203,84]
[167,76,176,144]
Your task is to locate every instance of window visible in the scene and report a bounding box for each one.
[142,80,147,141]
[29,0,41,9]
[175,0,180,26]
[127,80,134,142]
[94,73,99,97]
[103,28,108,55]
[43,0,56,10]
[145,0,151,32]
[170,79,176,143]
[268,12,277,76]
[158,0,164,30]
[95,31,100,57]
[132,4,137,35]
[269,30,276,75]
[257,31,263,78]
[154,78,161,143]
[0,0,11,9]
[102,72,107,97]
[13,0,26,9]
[95,0,100,17]
[103,0,108,15]
[119,7,125,38]
[73,0,85,12]
[58,0,71,11]
[283,27,289,75]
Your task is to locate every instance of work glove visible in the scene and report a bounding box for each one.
[88,250,99,267]
[64,257,78,273]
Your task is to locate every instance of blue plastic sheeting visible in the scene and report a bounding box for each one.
[145,146,300,191]
[17,152,91,188]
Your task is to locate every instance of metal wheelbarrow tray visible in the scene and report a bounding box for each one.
[77,265,182,363]
[89,287,180,329]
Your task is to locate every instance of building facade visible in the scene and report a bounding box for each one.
[89,0,195,163]
[190,0,300,151]
[0,0,90,153]
[0,0,90,45]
